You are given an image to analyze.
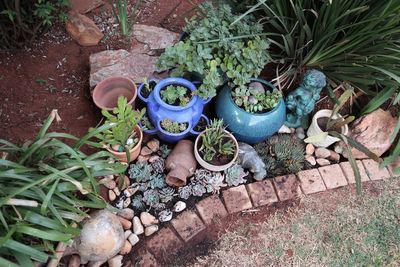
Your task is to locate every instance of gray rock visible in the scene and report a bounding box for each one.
[127,233,139,246]
[248,82,265,94]
[278,124,291,134]
[133,216,144,235]
[89,49,158,87]
[173,201,186,213]
[296,127,305,139]
[315,148,331,159]
[158,209,173,222]
[131,24,180,51]
[237,142,267,180]
[73,210,125,264]
[145,225,159,236]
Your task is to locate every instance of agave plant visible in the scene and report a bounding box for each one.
[0,110,126,265]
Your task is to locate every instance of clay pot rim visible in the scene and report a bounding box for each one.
[105,125,143,156]
[93,76,138,111]
[227,78,285,116]
[312,109,349,135]
[194,129,239,172]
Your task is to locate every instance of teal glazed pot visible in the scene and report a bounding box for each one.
[215,78,286,144]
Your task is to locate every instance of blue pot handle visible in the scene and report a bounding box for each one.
[190,114,210,136]
[138,121,158,135]
[138,80,157,103]
[192,81,212,104]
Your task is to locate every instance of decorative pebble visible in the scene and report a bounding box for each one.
[127,233,139,246]
[124,230,132,239]
[118,216,132,230]
[329,151,341,162]
[140,212,158,227]
[121,175,130,190]
[148,155,160,163]
[123,187,138,198]
[334,144,344,154]
[295,127,305,139]
[133,216,144,235]
[316,158,330,166]
[108,255,123,267]
[140,146,153,156]
[108,190,116,202]
[173,201,186,213]
[158,209,173,222]
[123,198,131,208]
[119,240,132,255]
[278,124,291,134]
[305,144,315,155]
[117,208,134,220]
[104,179,116,190]
[115,199,124,209]
[305,155,316,166]
[147,139,160,152]
[249,82,265,94]
[144,225,159,236]
[290,128,296,134]
[113,187,120,196]
[137,155,150,163]
[68,255,80,267]
[315,148,331,159]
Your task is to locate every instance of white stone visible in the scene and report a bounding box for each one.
[305,155,316,166]
[316,158,330,166]
[124,230,132,239]
[305,144,315,155]
[133,216,144,235]
[140,212,158,227]
[158,210,172,222]
[278,124,291,134]
[117,208,134,220]
[315,148,331,159]
[107,255,123,267]
[127,233,139,246]
[173,201,186,213]
[113,187,120,196]
[144,225,159,236]
[108,190,116,202]
[123,198,131,208]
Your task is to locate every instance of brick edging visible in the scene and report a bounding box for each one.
[137,160,393,266]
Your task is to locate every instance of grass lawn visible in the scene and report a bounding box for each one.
[188,178,400,267]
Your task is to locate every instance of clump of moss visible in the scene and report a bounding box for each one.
[255,135,307,177]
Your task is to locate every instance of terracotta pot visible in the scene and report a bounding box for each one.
[93,76,137,111]
[194,129,239,172]
[106,125,143,163]
[307,109,349,147]
[165,140,197,187]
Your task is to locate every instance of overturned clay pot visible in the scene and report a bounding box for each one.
[165,140,197,187]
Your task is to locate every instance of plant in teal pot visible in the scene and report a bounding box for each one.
[216,78,286,144]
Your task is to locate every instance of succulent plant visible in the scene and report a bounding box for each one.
[147,174,167,189]
[224,164,248,187]
[255,134,306,177]
[141,114,154,130]
[128,162,152,182]
[194,169,227,194]
[159,187,175,203]
[131,195,146,211]
[160,85,191,106]
[137,183,149,192]
[233,84,282,113]
[161,119,188,134]
[159,144,171,158]
[150,157,165,174]
[153,202,166,211]
[143,189,160,207]
[191,183,207,197]
[178,185,192,200]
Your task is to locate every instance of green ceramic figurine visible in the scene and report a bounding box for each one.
[285,69,326,128]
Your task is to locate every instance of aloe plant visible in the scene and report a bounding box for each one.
[109,0,141,36]
[0,110,126,265]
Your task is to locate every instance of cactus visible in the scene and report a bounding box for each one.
[128,162,152,182]
[159,187,175,203]
[255,134,306,177]
[143,189,160,207]
[224,164,248,186]
[147,174,167,189]
[178,185,192,200]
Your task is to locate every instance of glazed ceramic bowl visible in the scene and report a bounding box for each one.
[215,78,286,144]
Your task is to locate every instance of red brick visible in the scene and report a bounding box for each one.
[171,210,205,242]
[318,164,347,189]
[362,159,391,180]
[137,248,159,267]
[222,185,253,213]
[246,180,278,207]
[273,174,301,201]
[145,226,183,261]
[297,169,326,194]
[340,161,369,184]
[196,195,228,225]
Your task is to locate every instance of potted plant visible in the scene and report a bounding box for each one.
[215,78,286,144]
[92,76,137,111]
[138,77,210,140]
[94,96,145,162]
[156,3,270,100]
[194,119,239,172]
[155,116,209,143]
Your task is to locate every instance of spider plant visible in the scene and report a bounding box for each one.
[0,110,126,265]
[109,0,141,36]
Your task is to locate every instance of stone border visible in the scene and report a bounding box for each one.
[135,160,394,266]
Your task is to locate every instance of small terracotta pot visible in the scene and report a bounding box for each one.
[93,76,137,111]
[194,129,239,172]
[106,125,143,163]
[165,140,197,187]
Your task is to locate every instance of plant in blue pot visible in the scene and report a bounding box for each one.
[215,79,286,144]
[138,77,210,143]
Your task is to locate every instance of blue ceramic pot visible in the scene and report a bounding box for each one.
[215,78,286,144]
[138,78,210,143]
